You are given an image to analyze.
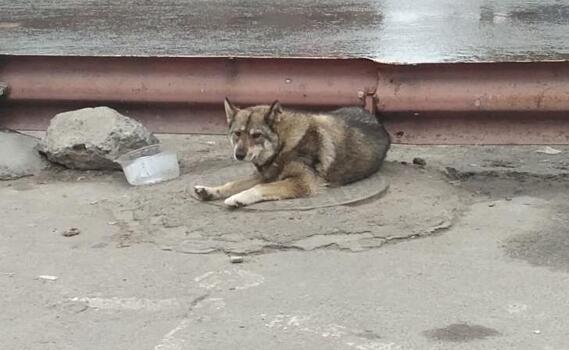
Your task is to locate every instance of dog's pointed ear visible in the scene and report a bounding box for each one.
[224,98,239,125]
[265,100,283,126]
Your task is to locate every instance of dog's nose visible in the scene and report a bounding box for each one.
[235,151,246,160]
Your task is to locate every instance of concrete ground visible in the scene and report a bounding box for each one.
[1,134,569,350]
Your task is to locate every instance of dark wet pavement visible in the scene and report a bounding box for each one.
[1,0,569,63]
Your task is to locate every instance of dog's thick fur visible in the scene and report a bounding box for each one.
[194,99,391,208]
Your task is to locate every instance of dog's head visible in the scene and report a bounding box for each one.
[224,98,282,165]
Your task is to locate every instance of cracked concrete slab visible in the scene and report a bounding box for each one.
[7,134,568,256]
[109,160,461,254]
[2,134,462,255]
[144,196,567,350]
[2,134,569,350]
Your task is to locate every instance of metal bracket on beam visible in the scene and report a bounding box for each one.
[0,81,7,98]
[359,90,378,115]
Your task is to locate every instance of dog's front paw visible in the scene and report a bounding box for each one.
[224,195,246,209]
[193,185,218,201]
[224,188,260,208]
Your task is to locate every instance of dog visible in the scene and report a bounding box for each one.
[194,99,391,208]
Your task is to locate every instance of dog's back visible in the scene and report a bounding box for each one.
[276,106,390,186]
[318,107,391,185]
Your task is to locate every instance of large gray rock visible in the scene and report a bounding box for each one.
[39,107,159,170]
[0,129,48,180]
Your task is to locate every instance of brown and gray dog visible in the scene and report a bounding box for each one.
[194,99,391,208]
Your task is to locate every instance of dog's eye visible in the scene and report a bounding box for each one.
[234,131,241,137]
[251,132,262,139]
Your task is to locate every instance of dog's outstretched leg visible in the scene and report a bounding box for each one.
[194,176,261,201]
[224,175,320,208]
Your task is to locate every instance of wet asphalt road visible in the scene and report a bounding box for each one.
[1,0,569,63]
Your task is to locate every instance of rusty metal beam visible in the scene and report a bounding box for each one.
[2,55,569,145]
[0,56,377,106]
[375,62,569,112]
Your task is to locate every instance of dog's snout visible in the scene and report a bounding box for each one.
[235,149,246,160]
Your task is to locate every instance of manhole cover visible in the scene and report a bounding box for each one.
[194,164,389,211]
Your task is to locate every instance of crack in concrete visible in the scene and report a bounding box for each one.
[154,220,457,255]
[153,293,210,350]
[188,293,210,312]
[444,166,569,182]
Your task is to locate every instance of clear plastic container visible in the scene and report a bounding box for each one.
[115,144,180,186]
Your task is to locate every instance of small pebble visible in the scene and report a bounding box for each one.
[488,203,496,207]
[229,255,244,264]
[533,330,541,334]
[62,227,80,237]
[412,157,427,166]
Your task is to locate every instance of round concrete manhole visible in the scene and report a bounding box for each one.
[192,163,389,211]
[123,162,463,254]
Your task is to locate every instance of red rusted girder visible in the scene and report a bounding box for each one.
[0,56,377,106]
[376,62,569,112]
[2,55,569,144]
